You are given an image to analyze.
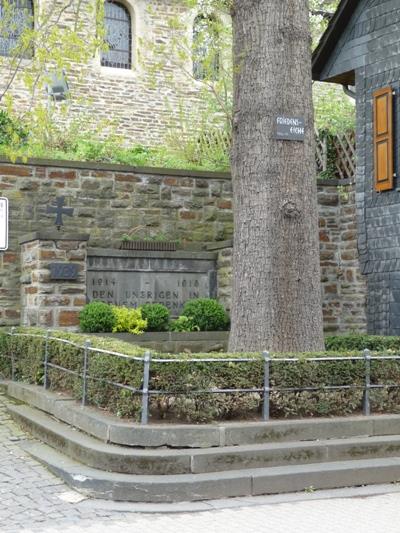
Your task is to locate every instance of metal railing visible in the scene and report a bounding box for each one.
[5,328,400,424]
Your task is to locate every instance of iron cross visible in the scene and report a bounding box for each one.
[47,196,74,230]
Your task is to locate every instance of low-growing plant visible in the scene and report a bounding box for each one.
[182,298,229,331]
[169,316,200,332]
[79,301,116,333]
[121,231,173,243]
[112,306,147,335]
[141,304,170,332]
[0,110,27,147]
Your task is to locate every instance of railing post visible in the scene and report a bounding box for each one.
[10,327,15,381]
[43,329,50,390]
[81,340,91,408]
[363,349,371,416]
[262,351,270,422]
[141,351,151,425]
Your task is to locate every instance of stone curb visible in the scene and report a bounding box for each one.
[8,382,400,449]
[20,440,400,503]
[77,483,400,514]
[10,402,400,476]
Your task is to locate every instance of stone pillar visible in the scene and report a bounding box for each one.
[19,231,89,329]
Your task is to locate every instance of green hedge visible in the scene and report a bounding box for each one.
[2,328,400,423]
[325,333,400,352]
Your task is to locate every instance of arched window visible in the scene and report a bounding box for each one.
[101,1,132,70]
[0,0,34,58]
[193,14,219,81]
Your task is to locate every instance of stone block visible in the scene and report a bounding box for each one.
[7,382,74,414]
[0,165,32,177]
[179,210,197,220]
[58,310,80,327]
[38,309,54,327]
[224,418,374,446]
[48,170,77,180]
[110,474,252,503]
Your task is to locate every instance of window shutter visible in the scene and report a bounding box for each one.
[373,87,394,192]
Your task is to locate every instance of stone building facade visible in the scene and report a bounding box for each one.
[313,0,400,334]
[0,159,366,333]
[1,0,217,146]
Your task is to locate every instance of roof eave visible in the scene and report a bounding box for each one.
[312,0,360,83]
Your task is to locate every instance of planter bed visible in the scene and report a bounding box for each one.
[90,331,229,353]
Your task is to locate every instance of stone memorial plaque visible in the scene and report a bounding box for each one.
[0,197,8,251]
[276,116,305,141]
[86,249,217,316]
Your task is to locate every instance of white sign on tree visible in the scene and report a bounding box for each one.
[0,198,9,251]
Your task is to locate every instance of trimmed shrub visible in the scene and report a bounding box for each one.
[169,316,199,332]
[141,304,170,332]
[182,298,229,331]
[79,301,115,333]
[112,306,147,335]
[325,334,400,352]
[3,327,400,423]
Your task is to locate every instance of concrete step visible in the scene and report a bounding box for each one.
[21,440,400,503]
[10,403,400,476]
[7,382,400,449]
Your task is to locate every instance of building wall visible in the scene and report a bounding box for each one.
[321,0,400,334]
[1,0,209,147]
[320,0,399,82]
[0,159,367,334]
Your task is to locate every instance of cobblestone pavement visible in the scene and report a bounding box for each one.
[2,390,400,533]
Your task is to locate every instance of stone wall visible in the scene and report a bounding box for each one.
[211,183,367,334]
[0,160,232,326]
[0,159,367,333]
[318,183,367,333]
[1,0,213,147]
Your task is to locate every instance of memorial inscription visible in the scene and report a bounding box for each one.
[89,272,208,313]
[86,249,217,316]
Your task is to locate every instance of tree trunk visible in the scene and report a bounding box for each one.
[228,0,325,353]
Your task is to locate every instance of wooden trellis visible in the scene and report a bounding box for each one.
[315,129,356,180]
[333,131,356,180]
[198,128,356,181]
[315,132,328,174]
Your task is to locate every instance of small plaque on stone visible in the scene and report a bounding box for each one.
[276,116,305,141]
[50,263,79,281]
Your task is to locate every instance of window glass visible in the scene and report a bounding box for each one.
[101,1,132,69]
[0,0,34,58]
[193,14,219,81]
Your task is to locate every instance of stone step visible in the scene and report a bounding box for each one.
[10,403,400,476]
[21,440,400,503]
[7,382,400,449]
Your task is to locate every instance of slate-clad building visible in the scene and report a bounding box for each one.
[313,0,400,335]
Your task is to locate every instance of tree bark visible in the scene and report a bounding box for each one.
[228,0,325,353]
